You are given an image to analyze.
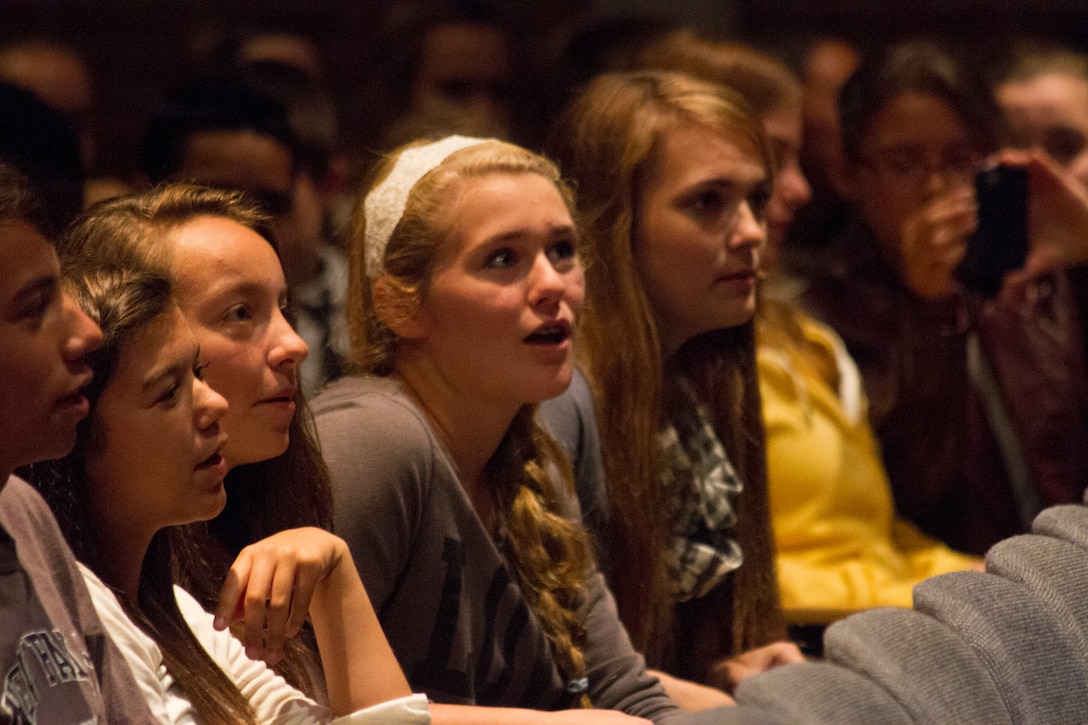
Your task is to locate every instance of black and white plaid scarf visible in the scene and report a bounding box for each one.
[659,376,744,602]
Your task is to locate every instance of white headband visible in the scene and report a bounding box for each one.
[363,135,491,279]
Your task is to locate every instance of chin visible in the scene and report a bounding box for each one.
[536,370,575,403]
[224,436,290,467]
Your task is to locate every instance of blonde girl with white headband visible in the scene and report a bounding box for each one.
[313,136,728,724]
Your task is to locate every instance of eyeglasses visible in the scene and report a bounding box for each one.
[860,146,983,186]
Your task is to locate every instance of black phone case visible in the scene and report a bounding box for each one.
[958,165,1029,298]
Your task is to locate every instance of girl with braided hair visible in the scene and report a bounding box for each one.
[313,136,714,723]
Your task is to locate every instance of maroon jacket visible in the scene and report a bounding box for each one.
[800,219,1088,555]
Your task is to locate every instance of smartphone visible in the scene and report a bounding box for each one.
[958,165,1029,298]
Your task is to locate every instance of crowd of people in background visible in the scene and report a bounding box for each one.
[6,1,1088,722]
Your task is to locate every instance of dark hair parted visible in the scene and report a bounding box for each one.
[839,39,1002,163]
[349,139,594,706]
[549,70,785,678]
[59,183,331,695]
[24,265,258,725]
[0,161,50,234]
[140,67,301,183]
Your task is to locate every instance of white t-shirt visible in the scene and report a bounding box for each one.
[80,563,430,724]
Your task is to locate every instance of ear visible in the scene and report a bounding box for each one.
[373,276,428,340]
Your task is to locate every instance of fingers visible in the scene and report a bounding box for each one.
[286,565,320,640]
[215,529,350,666]
[901,189,976,298]
[764,641,806,666]
[242,549,300,665]
[214,554,252,631]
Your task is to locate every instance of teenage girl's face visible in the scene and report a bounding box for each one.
[86,306,229,539]
[636,122,768,356]
[167,216,308,467]
[407,172,583,408]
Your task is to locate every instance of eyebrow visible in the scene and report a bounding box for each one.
[13,276,56,302]
[3,275,55,319]
[691,174,767,193]
[484,223,578,245]
[207,278,287,300]
[141,347,199,393]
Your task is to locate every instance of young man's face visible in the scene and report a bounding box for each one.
[0,219,101,476]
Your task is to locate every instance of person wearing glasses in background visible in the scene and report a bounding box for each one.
[797,40,1088,557]
[140,63,349,396]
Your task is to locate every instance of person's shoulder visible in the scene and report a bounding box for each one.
[313,376,446,487]
[0,474,66,542]
[314,375,434,440]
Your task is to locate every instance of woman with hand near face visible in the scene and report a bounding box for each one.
[313,136,720,724]
[53,186,430,720]
[800,41,1088,556]
[26,264,425,723]
[545,71,804,706]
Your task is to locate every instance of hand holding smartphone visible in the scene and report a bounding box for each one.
[957,164,1029,298]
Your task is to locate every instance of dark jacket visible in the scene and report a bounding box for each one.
[799,218,1088,554]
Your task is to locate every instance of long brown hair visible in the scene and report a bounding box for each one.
[638,35,843,411]
[58,184,331,695]
[549,71,786,675]
[24,265,257,725]
[349,139,594,706]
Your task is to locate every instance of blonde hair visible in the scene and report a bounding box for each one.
[348,139,595,706]
[550,71,785,676]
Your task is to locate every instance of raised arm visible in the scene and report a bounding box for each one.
[214,527,413,715]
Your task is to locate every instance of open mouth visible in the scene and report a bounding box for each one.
[260,386,297,405]
[525,323,570,345]
[196,450,224,471]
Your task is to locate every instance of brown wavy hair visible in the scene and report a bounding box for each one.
[348,139,594,706]
[640,30,802,118]
[549,71,786,679]
[58,184,331,696]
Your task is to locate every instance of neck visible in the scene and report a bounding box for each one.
[97,517,156,608]
[395,348,520,518]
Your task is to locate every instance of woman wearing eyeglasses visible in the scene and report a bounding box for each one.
[798,39,1088,557]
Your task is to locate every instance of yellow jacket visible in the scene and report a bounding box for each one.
[758,308,978,617]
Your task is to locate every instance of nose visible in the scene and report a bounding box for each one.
[924,166,959,197]
[528,251,567,309]
[61,293,103,363]
[730,201,766,251]
[193,376,229,432]
[782,161,813,210]
[268,308,309,372]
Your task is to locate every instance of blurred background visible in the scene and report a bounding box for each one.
[4,0,1085,182]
